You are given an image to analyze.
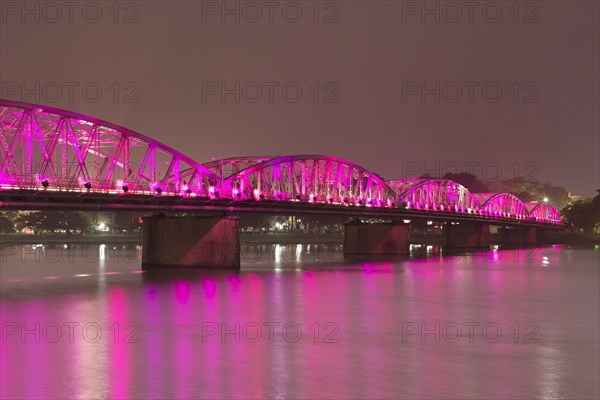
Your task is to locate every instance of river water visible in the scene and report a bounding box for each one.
[1,243,599,399]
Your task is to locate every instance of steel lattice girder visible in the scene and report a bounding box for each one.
[476,193,529,217]
[220,155,397,206]
[387,179,480,210]
[528,202,561,222]
[0,100,562,224]
[0,100,219,194]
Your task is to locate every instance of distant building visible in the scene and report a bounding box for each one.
[568,193,582,202]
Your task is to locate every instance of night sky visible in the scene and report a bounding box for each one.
[1,1,598,197]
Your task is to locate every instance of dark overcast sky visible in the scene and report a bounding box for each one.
[1,1,598,196]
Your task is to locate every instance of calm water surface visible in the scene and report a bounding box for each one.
[1,244,599,399]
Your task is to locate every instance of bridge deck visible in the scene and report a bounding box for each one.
[0,190,560,229]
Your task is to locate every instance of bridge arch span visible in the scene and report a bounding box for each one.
[221,155,397,206]
[387,178,480,212]
[528,202,561,223]
[475,193,529,218]
[0,100,219,195]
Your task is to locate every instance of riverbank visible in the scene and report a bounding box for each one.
[0,232,345,245]
[0,233,142,244]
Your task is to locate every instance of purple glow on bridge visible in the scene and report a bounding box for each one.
[0,100,561,224]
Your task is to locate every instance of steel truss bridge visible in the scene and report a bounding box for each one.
[0,100,561,227]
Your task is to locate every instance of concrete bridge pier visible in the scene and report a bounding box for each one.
[497,226,537,247]
[443,223,490,249]
[343,220,409,255]
[142,215,240,269]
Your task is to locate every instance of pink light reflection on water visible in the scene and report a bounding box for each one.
[201,277,217,300]
[361,264,397,398]
[1,245,596,398]
[144,283,164,397]
[174,280,191,305]
[223,273,248,399]
[243,273,266,399]
[108,286,131,399]
[199,274,221,399]
[171,279,194,399]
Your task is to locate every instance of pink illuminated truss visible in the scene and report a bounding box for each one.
[474,193,529,218]
[527,202,561,223]
[388,179,480,211]
[0,100,562,224]
[203,156,274,179]
[0,100,218,194]
[220,155,397,206]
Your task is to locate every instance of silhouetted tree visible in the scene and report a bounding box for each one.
[561,194,600,234]
[0,212,15,233]
[15,211,89,234]
[111,212,143,232]
[489,179,570,209]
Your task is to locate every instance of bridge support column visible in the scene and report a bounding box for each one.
[142,215,240,269]
[498,227,537,247]
[343,220,409,255]
[443,223,490,249]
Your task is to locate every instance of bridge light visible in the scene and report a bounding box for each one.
[41,180,49,189]
[206,186,219,198]
[543,197,549,203]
